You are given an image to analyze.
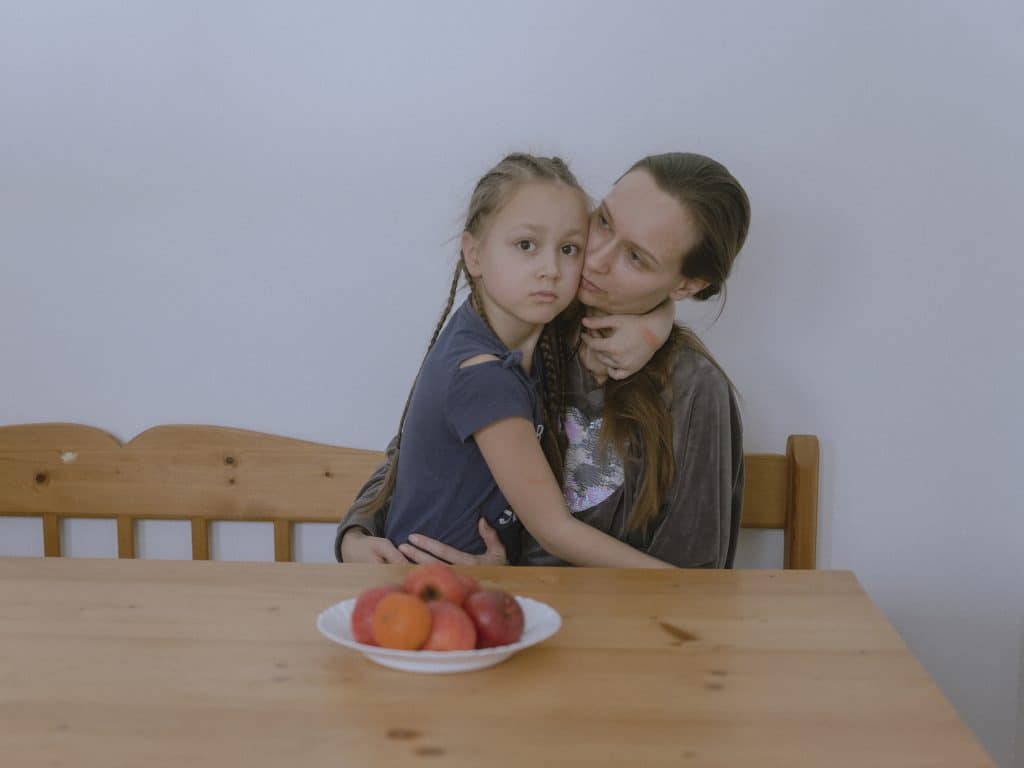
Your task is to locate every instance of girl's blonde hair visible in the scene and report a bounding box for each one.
[359,153,588,524]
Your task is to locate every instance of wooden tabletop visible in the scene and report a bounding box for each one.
[0,558,992,767]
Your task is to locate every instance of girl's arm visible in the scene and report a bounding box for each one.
[578,298,675,380]
[474,416,673,569]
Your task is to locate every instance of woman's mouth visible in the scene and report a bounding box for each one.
[580,276,603,293]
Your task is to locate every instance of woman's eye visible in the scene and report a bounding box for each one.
[561,244,580,256]
[628,251,643,265]
[516,240,535,251]
[598,214,610,229]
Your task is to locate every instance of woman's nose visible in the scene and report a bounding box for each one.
[586,238,613,274]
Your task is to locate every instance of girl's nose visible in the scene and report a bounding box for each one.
[536,249,560,278]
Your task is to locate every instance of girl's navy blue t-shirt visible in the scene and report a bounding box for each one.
[384,300,544,562]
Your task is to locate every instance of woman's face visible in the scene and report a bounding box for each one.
[577,169,708,315]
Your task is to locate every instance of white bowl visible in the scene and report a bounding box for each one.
[316,595,561,674]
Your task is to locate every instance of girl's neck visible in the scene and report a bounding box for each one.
[474,294,543,374]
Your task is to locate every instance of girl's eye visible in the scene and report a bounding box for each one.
[516,240,535,252]
[628,251,644,266]
[597,213,610,229]
[561,244,580,257]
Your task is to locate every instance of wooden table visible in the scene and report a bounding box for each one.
[0,558,992,767]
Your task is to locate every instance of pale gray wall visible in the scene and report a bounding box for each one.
[1,2,1022,763]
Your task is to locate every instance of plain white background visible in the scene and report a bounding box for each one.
[1,1,1022,764]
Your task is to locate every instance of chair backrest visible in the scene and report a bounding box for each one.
[0,424,819,567]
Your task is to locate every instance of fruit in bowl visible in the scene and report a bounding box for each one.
[464,589,525,649]
[351,564,521,651]
[350,584,403,644]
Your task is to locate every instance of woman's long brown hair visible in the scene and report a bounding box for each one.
[597,153,751,535]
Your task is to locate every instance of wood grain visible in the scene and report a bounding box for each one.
[0,424,820,566]
[0,558,991,767]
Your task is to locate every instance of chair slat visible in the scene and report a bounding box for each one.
[191,518,210,560]
[117,516,135,559]
[274,520,291,562]
[42,513,61,557]
[785,435,819,569]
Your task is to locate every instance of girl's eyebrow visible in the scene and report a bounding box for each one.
[601,200,658,262]
[512,223,587,240]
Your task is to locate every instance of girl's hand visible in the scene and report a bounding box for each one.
[340,528,408,564]
[398,518,508,566]
[579,299,675,380]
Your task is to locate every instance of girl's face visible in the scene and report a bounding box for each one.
[578,169,709,315]
[462,181,588,329]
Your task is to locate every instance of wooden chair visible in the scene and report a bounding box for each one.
[0,424,819,568]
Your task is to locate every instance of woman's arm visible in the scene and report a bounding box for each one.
[334,435,405,563]
[642,350,743,568]
[474,416,673,568]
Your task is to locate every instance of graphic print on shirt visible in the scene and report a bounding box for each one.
[562,405,625,513]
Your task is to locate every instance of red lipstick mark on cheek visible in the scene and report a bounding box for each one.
[641,327,661,349]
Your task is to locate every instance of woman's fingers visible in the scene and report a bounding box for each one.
[406,534,478,565]
[399,524,508,567]
[398,542,444,564]
[580,315,620,332]
[477,519,508,564]
[580,332,623,360]
[371,539,409,564]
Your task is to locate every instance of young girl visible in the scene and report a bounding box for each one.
[369,153,672,568]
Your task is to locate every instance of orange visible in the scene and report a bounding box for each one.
[371,593,432,650]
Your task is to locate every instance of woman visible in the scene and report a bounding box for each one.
[337,152,749,568]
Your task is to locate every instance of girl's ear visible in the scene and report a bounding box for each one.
[461,231,484,278]
[668,276,710,301]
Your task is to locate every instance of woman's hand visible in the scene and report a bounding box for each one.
[579,299,675,380]
[340,528,408,564]
[398,518,508,566]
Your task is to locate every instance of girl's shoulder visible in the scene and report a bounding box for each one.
[428,301,506,368]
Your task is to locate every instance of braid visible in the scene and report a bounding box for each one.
[360,261,465,519]
[430,261,465,350]
[537,325,567,486]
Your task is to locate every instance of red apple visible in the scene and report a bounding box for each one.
[404,563,467,605]
[463,589,524,648]
[350,583,403,644]
[422,602,477,651]
[455,570,481,599]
